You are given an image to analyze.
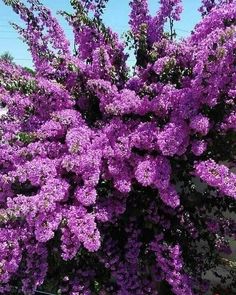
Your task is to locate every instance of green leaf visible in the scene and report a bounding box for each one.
[16,132,36,144]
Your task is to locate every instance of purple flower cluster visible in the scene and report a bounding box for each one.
[190,114,210,136]
[0,0,235,294]
[195,160,236,199]
[151,235,193,295]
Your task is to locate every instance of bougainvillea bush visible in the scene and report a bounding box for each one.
[0,0,236,294]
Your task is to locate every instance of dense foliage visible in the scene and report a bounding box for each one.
[0,0,236,294]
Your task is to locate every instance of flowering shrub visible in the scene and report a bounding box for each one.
[0,0,236,294]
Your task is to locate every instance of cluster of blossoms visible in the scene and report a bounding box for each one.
[195,160,236,199]
[0,0,236,294]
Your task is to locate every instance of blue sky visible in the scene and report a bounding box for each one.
[0,0,202,68]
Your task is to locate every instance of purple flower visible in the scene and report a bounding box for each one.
[191,140,207,156]
[195,160,236,199]
[190,114,210,135]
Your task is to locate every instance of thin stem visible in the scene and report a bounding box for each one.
[169,16,174,41]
